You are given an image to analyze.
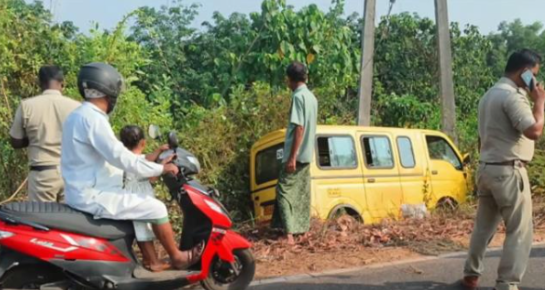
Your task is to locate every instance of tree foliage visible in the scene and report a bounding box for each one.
[2,0,545,218]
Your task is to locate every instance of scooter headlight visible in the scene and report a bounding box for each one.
[0,230,14,239]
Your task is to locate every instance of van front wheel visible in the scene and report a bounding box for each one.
[436,197,458,211]
[328,206,363,223]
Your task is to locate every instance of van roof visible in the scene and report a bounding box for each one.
[251,125,448,149]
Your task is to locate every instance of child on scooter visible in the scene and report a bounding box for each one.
[120,125,174,272]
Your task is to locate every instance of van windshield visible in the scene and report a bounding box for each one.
[426,136,462,170]
[255,143,284,185]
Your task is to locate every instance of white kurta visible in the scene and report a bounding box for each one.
[124,156,157,241]
[61,102,167,221]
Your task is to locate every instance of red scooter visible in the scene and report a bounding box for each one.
[0,129,255,290]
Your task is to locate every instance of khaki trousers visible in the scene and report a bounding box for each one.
[464,163,533,290]
[28,167,64,202]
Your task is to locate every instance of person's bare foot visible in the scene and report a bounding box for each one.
[170,251,188,270]
[171,242,205,270]
[145,261,172,273]
[286,234,295,246]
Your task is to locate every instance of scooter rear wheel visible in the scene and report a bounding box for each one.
[0,265,65,289]
[201,249,256,290]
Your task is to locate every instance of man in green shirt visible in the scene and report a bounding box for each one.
[271,62,318,245]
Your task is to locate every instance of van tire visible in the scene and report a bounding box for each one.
[328,206,363,223]
[436,197,458,211]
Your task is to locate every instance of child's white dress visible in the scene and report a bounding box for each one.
[124,155,157,242]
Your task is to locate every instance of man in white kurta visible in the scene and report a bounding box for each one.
[61,101,168,222]
[61,62,201,270]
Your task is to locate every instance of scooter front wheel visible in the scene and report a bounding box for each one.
[201,249,256,290]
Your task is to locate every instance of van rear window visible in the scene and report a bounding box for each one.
[255,143,284,185]
[317,136,357,168]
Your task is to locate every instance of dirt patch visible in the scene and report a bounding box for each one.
[407,238,465,256]
[255,246,418,278]
[147,197,545,280]
[243,196,545,279]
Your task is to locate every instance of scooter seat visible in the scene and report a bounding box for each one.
[0,202,134,240]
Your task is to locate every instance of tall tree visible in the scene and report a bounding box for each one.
[435,0,457,143]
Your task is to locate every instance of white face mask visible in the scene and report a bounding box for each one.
[84,88,117,115]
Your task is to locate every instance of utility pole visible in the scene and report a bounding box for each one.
[435,0,457,143]
[357,0,376,126]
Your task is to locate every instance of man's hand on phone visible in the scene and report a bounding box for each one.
[163,163,179,176]
[530,82,545,103]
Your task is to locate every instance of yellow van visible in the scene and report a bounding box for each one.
[250,125,472,224]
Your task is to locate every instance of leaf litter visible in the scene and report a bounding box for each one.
[240,197,545,278]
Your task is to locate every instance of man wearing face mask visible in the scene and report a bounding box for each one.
[462,49,545,290]
[61,63,202,270]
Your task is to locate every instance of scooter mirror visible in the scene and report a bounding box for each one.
[213,188,221,198]
[148,124,161,140]
[168,131,179,149]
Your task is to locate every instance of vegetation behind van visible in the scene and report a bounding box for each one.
[250,125,472,224]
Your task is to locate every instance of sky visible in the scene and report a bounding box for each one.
[41,0,545,35]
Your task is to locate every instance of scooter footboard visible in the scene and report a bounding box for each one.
[188,230,251,283]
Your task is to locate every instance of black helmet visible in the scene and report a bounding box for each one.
[77,62,123,99]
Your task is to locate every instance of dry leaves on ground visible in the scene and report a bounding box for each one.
[243,197,545,264]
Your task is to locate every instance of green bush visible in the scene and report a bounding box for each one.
[4,0,545,220]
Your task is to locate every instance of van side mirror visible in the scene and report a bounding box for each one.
[148,125,161,140]
[463,153,471,165]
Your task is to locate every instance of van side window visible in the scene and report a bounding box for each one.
[425,136,462,170]
[256,143,284,184]
[362,136,394,168]
[317,136,357,168]
[397,137,416,168]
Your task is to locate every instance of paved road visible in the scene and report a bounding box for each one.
[251,246,545,290]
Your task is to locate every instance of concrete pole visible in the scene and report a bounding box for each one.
[357,0,376,126]
[435,0,457,143]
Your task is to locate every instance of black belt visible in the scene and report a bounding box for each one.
[480,160,527,168]
[30,165,58,172]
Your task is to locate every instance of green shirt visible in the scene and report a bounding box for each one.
[283,84,318,164]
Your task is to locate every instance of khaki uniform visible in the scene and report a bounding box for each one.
[464,78,535,290]
[10,90,81,202]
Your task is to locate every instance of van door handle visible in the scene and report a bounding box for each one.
[368,178,376,183]
[432,170,438,175]
[254,196,260,201]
